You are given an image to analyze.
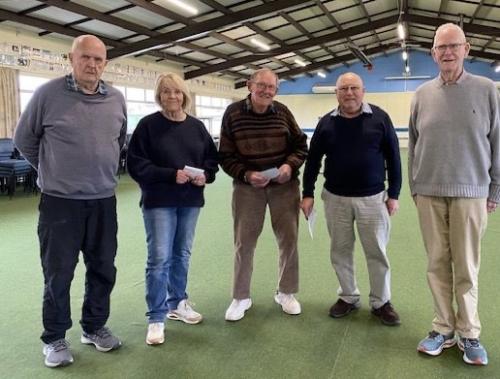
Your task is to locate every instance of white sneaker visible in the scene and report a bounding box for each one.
[167,299,203,324]
[274,292,301,315]
[146,322,165,345]
[225,298,252,321]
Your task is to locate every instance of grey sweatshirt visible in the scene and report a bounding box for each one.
[408,70,500,202]
[14,76,127,199]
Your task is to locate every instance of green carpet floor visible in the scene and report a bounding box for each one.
[1,151,500,378]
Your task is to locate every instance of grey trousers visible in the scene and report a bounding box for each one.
[231,179,300,299]
[322,189,391,309]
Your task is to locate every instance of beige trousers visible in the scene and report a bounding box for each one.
[416,195,487,338]
[231,179,300,299]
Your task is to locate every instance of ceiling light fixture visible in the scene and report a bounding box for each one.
[250,38,271,51]
[347,43,372,67]
[317,71,326,78]
[397,23,405,40]
[495,64,500,73]
[166,0,198,15]
[294,59,307,67]
[402,51,408,61]
[405,64,410,74]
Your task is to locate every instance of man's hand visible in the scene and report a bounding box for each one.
[300,197,314,219]
[386,198,399,216]
[487,200,497,213]
[274,164,292,184]
[245,171,270,188]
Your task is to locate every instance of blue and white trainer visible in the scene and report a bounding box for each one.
[458,338,488,366]
[417,331,456,356]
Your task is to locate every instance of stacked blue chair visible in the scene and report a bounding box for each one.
[0,138,36,198]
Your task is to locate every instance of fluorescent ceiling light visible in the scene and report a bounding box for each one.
[402,51,408,61]
[405,65,410,73]
[294,59,307,67]
[397,23,405,39]
[165,0,198,15]
[495,65,500,73]
[250,38,271,51]
[317,71,326,78]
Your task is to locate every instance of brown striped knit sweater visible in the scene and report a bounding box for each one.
[219,96,308,182]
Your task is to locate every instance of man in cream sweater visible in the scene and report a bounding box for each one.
[409,23,500,366]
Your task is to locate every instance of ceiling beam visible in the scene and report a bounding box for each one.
[184,15,398,79]
[404,13,500,38]
[38,0,154,37]
[107,0,310,59]
[470,0,485,24]
[438,0,448,18]
[39,3,136,37]
[0,8,249,81]
[233,43,396,89]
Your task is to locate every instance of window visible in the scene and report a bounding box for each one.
[195,95,232,137]
[19,74,50,112]
[113,85,158,133]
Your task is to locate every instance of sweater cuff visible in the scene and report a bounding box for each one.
[488,183,500,203]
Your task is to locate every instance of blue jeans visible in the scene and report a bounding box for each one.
[142,207,200,323]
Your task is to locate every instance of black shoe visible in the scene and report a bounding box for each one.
[371,302,401,326]
[329,299,360,318]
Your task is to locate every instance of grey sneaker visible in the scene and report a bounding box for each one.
[458,338,488,366]
[42,339,74,368]
[81,326,122,352]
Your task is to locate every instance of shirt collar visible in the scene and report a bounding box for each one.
[65,73,108,95]
[244,95,276,114]
[331,102,372,117]
[437,69,468,86]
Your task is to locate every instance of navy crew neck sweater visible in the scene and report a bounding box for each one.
[302,104,401,199]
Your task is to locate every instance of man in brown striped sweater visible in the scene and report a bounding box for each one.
[219,68,308,321]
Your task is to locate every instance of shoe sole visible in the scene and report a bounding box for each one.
[44,357,74,368]
[167,313,203,324]
[225,301,252,321]
[146,337,165,346]
[457,341,488,365]
[417,339,456,356]
[80,336,121,352]
[274,296,301,315]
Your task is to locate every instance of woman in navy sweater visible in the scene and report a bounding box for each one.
[127,73,218,345]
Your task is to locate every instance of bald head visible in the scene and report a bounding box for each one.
[336,72,363,89]
[71,35,107,57]
[69,35,107,93]
[335,72,365,118]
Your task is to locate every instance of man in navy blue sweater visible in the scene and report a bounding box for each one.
[301,72,402,326]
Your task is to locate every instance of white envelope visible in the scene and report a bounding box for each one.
[307,208,317,239]
[260,167,280,179]
[184,165,204,178]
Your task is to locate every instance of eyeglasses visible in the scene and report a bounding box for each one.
[252,81,278,92]
[337,86,362,93]
[433,43,466,53]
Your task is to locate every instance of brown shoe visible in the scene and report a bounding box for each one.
[329,299,360,318]
[371,302,401,326]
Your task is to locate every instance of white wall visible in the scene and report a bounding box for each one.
[276,92,414,147]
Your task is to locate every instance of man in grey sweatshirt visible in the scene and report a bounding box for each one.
[409,23,500,366]
[14,35,127,368]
